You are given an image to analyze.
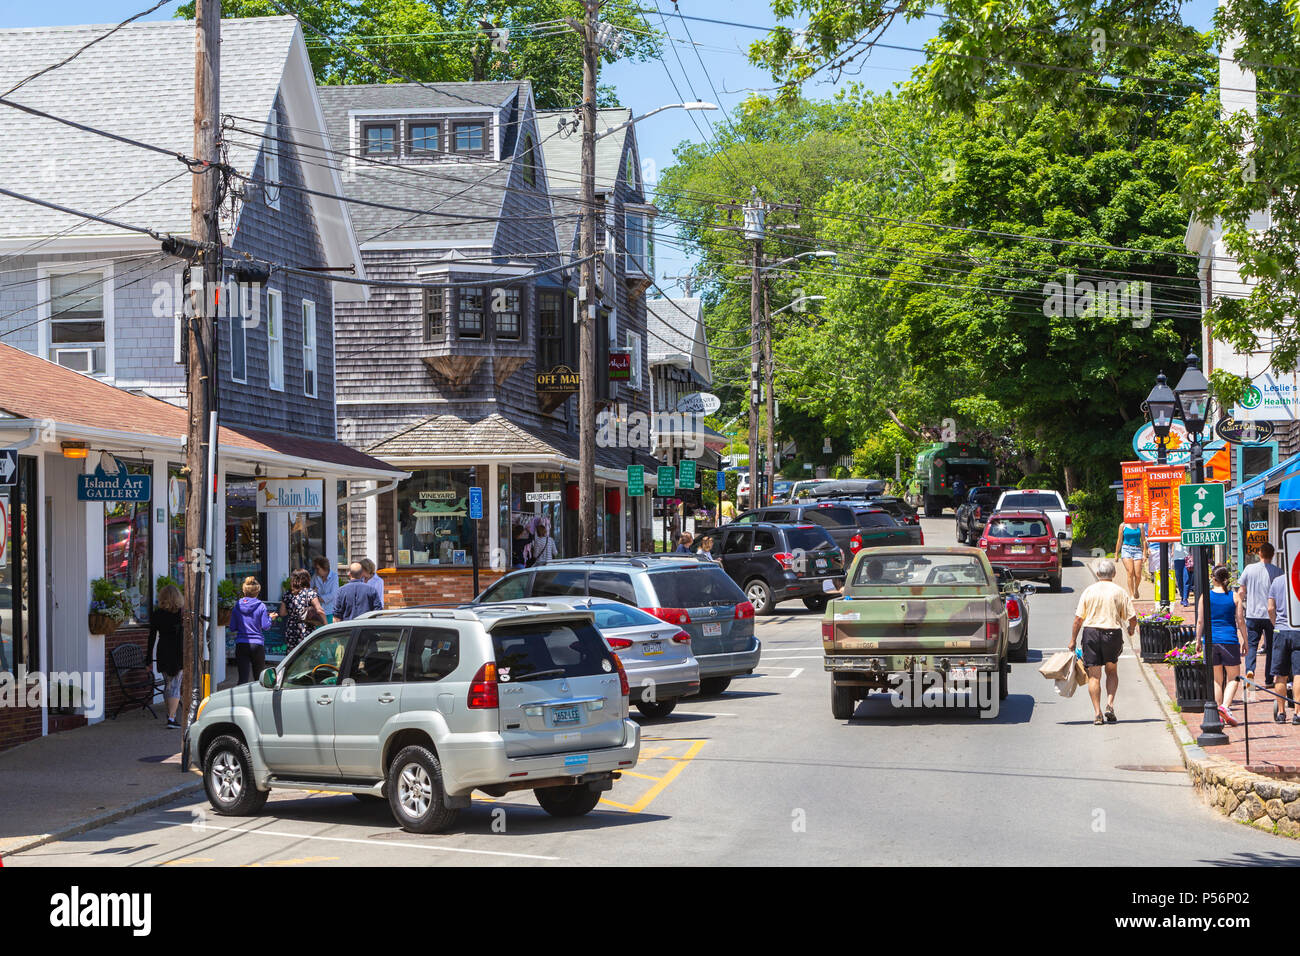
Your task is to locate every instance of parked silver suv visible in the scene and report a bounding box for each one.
[186,604,641,833]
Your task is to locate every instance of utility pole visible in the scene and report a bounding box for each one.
[183,0,220,745]
[762,279,776,510]
[576,0,599,555]
[744,189,765,508]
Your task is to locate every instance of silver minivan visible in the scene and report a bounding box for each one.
[186,604,640,834]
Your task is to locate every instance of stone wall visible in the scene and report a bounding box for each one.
[1189,757,1300,838]
[378,567,505,607]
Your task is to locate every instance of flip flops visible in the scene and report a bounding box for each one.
[1105,707,1117,723]
[1093,715,1105,726]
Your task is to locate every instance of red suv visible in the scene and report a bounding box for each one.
[978,510,1062,592]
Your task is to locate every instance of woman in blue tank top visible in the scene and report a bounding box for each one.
[1197,565,1245,727]
[1113,522,1145,597]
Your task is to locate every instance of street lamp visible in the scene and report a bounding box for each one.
[761,250,838,273]
[1146,372,1176,610]
[771,294,825,317]
[596,101,718,140]
[1173,352,1227,747]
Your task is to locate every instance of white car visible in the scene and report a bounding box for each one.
[737,473,751,505]
[993,488,1074,564]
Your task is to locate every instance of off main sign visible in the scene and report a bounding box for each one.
[1179,482,1227,546]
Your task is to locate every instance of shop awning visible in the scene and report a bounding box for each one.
[0,343,405,480]
[1224,450,1300,510]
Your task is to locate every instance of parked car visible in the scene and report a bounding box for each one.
[865,496,923,544]
[709,522,845,614]
[822,546,1009,718]
[771,480,794,503]
[978,510,1062,592]
[737,472,752,506]
[734,501,859,556]
[847,507,914,556]
[806,478,886,499]
[187,604,640,833]
[993,489,1074,564]
[540,597,700,719]
[474,555,758,696]
[955,485,1015,545]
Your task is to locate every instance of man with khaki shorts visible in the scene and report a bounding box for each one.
[1068,559,1138,725]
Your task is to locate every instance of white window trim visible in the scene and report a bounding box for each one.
[265,108,281,210]
[38,260,115,378]
[230,300,248,385]
[626,330,643,391]
[267,288,284,391]
[303,298,317,398]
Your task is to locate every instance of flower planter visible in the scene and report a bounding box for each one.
[87,613,120,636]
[1139,622,1173,662]
[217,608,231,627]
[1173,663,1209,710]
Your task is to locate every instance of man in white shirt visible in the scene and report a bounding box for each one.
[1266,573,1297,723]
[1069,559,1138,725]
[1240,543,1283,688]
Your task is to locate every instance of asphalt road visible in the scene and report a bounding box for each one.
[16,518,1300,866]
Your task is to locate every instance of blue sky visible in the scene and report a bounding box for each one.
[1,0,1218,293]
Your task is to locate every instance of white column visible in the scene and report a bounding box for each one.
[84,458,105,724]
[35,451,48,738]
[211,463,227,687]
[268,511,289,601]
[324,474,339,569]
[149,454,169,588]
[488,463,499,571]
[365,481,379,560]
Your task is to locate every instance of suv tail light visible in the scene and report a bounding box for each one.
[1050,538,1058,551]
[606,636,633,650]
[671,629,691,644]
[467,662,498,709]
[1006,597,1021,621]
[773,551,795,570]
[642,607,690,626]
[1065,513,1072,527]
[735,601,755,620]
[978,538,988,548]
[849,533,863,554]
[612,652,629,696]
[985,621,1000,642]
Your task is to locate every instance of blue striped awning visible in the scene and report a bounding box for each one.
[1225,451,1300,510]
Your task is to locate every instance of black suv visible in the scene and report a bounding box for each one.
[734,502,858,556]
[709,522,845,614]
[955,485,1014,545]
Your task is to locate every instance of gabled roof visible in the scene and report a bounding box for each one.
[316,81,533,248]
[536,107,634,254]
[647,296,710,383]
[0,17,364,294]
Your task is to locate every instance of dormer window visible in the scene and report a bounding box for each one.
[363,123,396,155]
[453,121,485,153]
[409,124,440,154]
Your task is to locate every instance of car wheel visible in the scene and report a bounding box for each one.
[635,698,678,719]
[1049,574,1062,593]
[924,495,941,517]
[387,745,459,834]
[699,676,732,696]
[1010,634,1029,663]
[745,578,774,615]
[802,596,828,612]
[203,735,268,817]
[1062,549,1073,566]
[536,783,603,818]
[999,659,1010,700]
[831,681,856,719]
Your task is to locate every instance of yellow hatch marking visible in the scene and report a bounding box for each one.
[245,855,341,867]
[162,857,214,866]
[600,739,705,814]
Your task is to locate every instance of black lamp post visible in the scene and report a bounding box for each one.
[1174,352,1228,747]
[1146,373,1177,610]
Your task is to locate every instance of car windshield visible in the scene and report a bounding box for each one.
[490,621,614,682]
[648,566,745,607]
[586,603,662,630]
[1002,493,1062,509]
[988,518,1047,537]
[785,527,836,552]
[852,554,990,587]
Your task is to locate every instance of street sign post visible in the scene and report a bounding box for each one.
[1179,482,1228,546]
[627,465,644,496]
[0,450,15,487]
[468,486,483,520]
[656,466,676,497]
[716,469,726,492]
[678,459,697,489]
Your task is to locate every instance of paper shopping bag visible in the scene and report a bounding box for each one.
[1039,650,1075,681]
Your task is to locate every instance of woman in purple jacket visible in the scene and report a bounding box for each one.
[229,577,273,685]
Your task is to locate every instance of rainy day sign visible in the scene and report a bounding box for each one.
[1179,483,1227,546]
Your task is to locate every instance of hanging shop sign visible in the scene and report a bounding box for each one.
[1121,460,1148,524]
[256,478,323,513]
[536,365,580,394]
[77,459,151,502]
[676,391,722,416]
[1232,373,1300,423]
[1131,419,1223,465]
[1144,464,1186,543]
[608,351,631,381]
[526,491,563,503]
[1214,416,1276,446]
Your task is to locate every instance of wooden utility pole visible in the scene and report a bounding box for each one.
[577,0,599,554]
[745,190,765,508]
[762,280,776,506]
[183,0,220,743]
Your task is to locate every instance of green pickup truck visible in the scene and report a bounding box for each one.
[821,546,1009,719]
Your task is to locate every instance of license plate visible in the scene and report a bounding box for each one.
[552,706,581,724]
[816,558,827,570]
[703,622,722,637]
[948,667,977,684]
[642,641,663,656]
[1010,545,1027,554]
[822,578,836,593]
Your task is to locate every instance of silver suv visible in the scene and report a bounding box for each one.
[186,604,641,833]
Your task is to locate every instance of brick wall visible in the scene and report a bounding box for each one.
[105,625,152,721]
[0,698,41,754]
[379,568,505,607]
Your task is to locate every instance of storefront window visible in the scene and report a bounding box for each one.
[166,463,187,583]
[226,477,265,593]
[1,458,37,671]
[289,511,324,576]
[1242,446,1275,483]
[497,466,510,569]
[337,479,349,568]
[104,460,152,624]
[396,469,471,566]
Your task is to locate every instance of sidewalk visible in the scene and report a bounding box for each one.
[0,707,201,858]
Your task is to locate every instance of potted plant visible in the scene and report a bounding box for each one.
[216,578,239,626]
[1163,642,1208,709]
[155,574,183,595]
[88,578,131,635]
[1138,611,1185,662]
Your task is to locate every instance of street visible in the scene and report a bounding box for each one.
[13,516,1300,868]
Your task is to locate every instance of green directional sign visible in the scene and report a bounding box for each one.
[627,465,644,497]
[678,459,697,489]
[1180,482,1228,546]
[656,466,676,497]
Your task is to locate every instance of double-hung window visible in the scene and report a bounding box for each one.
[625,210,647,272]
[458,287,483,338]
[625,330,642,390]
[424,287,446,340]
[538,291,563,368]
[49,270,107,375]
[230,296,248,383]
[267,289,284,391]
[264,108,281,209]
[493,287,520,340]
[302,299,317,398]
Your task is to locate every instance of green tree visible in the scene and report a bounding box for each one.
[177,0,659,107]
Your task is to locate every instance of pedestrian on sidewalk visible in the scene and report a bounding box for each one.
[360,557,385,609]
[335,563,381,621]
[1267,573,1298,723]
[229,576,273,685]
[148,583,184,728]
[311,556,340,624]
[1197,565,1247,727]
[1239,543,1282,696]
[1068,559,1138,725]
[1114,520,1144,597]
[279,568,326,653]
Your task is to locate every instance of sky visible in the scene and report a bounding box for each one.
[0,0,1218,295]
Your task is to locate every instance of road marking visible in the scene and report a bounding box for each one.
[600,738,705,814]
[670,711,737,717]
[758,645,822,650]
[246,855,340,867]
[162,857,214,866]
[760,654,823,661]
[162,820,561,861]
[739,666,806,679]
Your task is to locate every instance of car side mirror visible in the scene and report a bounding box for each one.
[259,667,278,689]
[1021,583,1037,597]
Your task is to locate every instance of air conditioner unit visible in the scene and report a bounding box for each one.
[54,348,94,373]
